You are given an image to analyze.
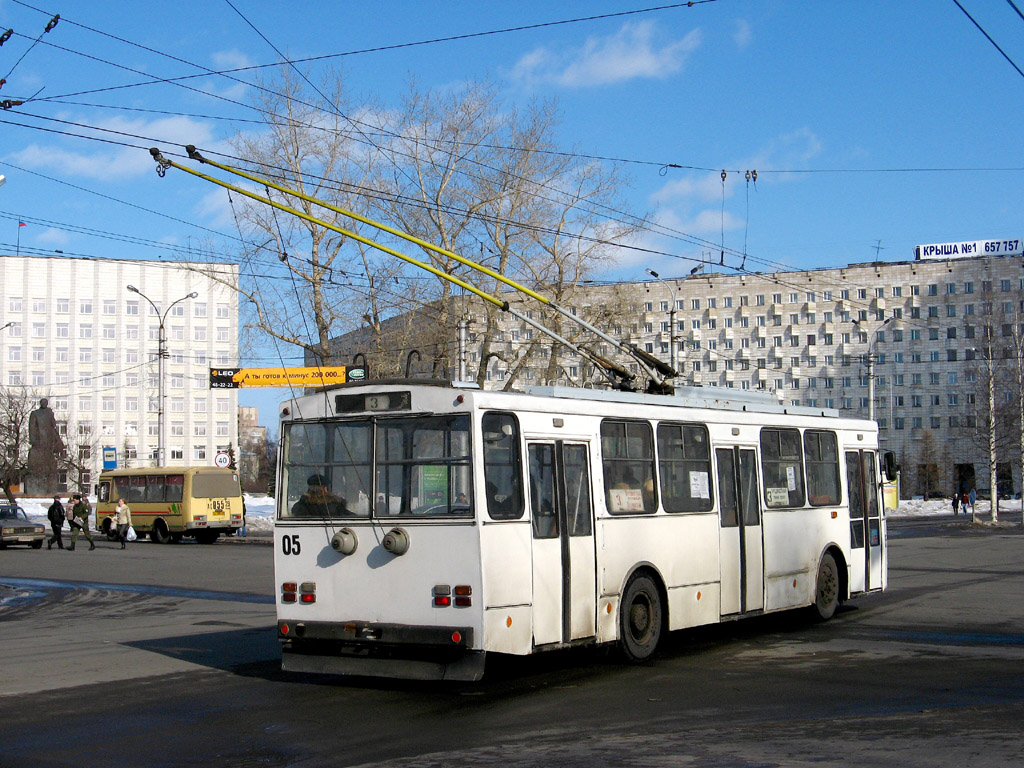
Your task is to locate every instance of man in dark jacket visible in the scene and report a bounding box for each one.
[46,494,65,550]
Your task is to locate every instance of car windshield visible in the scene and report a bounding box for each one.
[0,506,27,520]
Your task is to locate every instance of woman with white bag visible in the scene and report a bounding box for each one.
[114,497,134,550]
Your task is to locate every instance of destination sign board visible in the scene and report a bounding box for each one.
[209,366,348,389]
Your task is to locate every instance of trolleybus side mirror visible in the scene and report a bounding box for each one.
[883,451,899,482]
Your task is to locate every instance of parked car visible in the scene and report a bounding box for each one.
[0,505,45,549]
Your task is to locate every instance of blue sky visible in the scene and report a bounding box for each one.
[1,0,1022,430]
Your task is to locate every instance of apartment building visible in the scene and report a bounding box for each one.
[329,239,1024,496]
[0,255,240,491]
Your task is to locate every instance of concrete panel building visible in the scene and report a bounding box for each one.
[328,241,1024,498]
[0,255,239,492]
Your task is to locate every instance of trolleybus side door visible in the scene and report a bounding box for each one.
[716,446,764,615]
[846,449,884,592]
[528,441,597,646]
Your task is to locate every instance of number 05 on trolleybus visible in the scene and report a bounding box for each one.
[274,380,896,681]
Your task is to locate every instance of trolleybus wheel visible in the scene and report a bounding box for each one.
[150,520,171,545]
[813,552,839,621]
[619,573,663,662]
[104,520,118,541]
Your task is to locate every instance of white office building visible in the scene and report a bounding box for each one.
[0,255,239,492]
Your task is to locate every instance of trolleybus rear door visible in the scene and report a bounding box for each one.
[846,450,884,592]
[528,441,597,646]
[716,447,764,615]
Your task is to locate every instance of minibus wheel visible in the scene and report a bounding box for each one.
[104,520,118,541]
[150,520,171,545]
[619,573,663,662]
[812,552,839,621]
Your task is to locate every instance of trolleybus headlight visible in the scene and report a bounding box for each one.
[331,527,358,555]
[382,527,410,556]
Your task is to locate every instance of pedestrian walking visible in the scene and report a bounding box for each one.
[969,487,977,515]
[951,492,960,516]
[113,497,132,550]
[67,492,95,551]
[46,494,65,549]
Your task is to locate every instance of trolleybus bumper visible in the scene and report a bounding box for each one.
[278,620,484,681]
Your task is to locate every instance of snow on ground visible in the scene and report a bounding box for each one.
[11,493,1019,531]
[14,494,278,535]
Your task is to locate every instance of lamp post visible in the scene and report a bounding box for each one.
[646,265,704,378]
[127,285,198,466]
[852,316,893,421]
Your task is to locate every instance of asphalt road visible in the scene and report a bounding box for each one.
[1,517,1023,767]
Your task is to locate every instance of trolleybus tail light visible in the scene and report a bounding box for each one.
[282,582,297,603]
[433,584,451,607]
[454,584,473,607]
[299,582,316,604]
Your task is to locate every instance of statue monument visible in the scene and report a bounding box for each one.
[26,398,65,495]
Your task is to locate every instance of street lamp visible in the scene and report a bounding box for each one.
[127,285,198,466]
[852,316,893,421]
[646,265,704,378]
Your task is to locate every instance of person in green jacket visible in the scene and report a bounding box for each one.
[68,492,95,551]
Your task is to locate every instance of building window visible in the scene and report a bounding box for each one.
[126,300,139,315]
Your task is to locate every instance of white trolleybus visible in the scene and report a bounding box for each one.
[274,381,895,681]
[145,145,895,681]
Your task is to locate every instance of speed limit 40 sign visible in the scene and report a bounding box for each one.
[214,452,231,468]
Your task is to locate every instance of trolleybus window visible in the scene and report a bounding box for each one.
[529,444,558,538]
[760,427,806,508]
[657,422,713,513]
[804,430,840,506]
[601,420,656,514]
[377,415,471,516]
[282,421,370,518]
[482,412,523,520]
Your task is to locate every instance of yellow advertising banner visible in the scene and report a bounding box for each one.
[209,366,348,389]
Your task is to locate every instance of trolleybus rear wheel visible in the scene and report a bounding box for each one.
[813,552,839,621]
[619,573,663,662]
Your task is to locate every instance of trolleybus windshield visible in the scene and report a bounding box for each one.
[281,414,472,519]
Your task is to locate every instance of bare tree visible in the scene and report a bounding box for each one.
[193,68,395,367]
[374,82,642,387]
[0,388,34,503]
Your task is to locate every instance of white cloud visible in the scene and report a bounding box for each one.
[733,19,752,49]
[196,187,237,229]
[9,115,219,182]
[33,227,69,246]
[644,128,824,259]
[510,21,702,88]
